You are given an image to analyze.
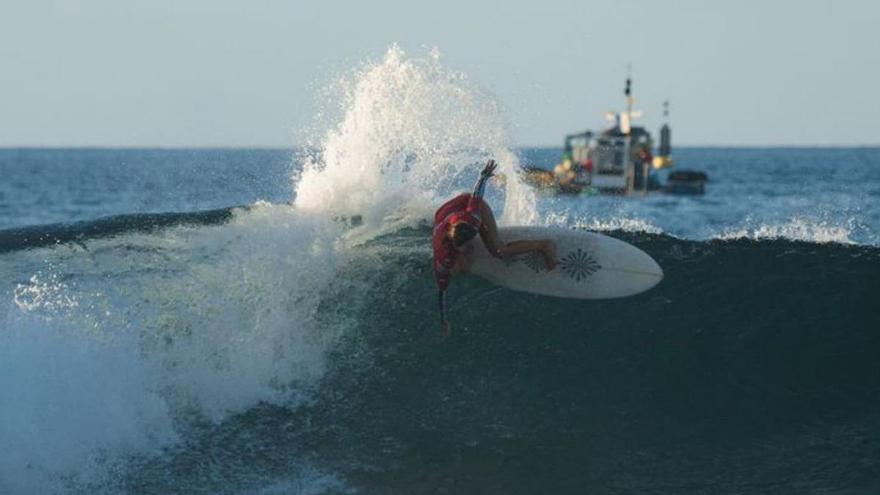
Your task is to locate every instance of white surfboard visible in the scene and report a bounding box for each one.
[468,226,662,299]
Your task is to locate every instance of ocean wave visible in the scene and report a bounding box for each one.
[2,215,879,493]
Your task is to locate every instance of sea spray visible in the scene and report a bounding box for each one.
[294,45,536,228]
[2,267,178,493]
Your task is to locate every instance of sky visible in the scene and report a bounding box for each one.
[1,0,878,147]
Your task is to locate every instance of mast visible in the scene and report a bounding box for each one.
[655,100,674,169]
[659,100,671,156]
[625,64,633,127]
[622,64,633,135]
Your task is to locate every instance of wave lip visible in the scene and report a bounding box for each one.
[0,207,238,253]
[715,216,861,245]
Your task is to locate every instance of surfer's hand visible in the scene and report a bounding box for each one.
[542,241,557,271]
[480,159,497,179]
[441,321,451,336]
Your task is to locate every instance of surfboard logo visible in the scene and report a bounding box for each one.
[560,248,601,282]
[522,251,546,273]
[504,251,547,272]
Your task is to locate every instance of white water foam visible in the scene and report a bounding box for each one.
[534,198,870,245]
[0,204,352,493]
[2,285,178,493]
[541,209,665,235]
[716,216,859,244]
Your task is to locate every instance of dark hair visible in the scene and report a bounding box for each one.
[451,223,478,247]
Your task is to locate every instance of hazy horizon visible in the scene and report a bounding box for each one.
[2,0,878,148]
[4,144,879,151]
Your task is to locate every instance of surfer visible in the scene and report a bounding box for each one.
[433,159,556,334]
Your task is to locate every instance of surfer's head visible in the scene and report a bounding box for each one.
[450,222,478,247]
[447,211,481,247]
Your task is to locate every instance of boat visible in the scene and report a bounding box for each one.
[523,74,707,195]
[665,170,708,195]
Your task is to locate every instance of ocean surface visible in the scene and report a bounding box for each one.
[2,50,879,494]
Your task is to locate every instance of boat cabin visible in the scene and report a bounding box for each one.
[559,126,654,195]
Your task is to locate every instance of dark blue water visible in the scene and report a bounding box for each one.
[1,148,878,494]
[0,148,293,230]
[3,147,878,244]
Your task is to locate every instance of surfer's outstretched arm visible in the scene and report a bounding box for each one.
[470,159,497,202]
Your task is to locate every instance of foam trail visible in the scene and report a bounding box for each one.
[294,45,536,229]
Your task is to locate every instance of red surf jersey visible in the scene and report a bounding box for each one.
[432,193,484,290]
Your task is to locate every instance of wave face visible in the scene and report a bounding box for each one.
[3,221,878,494]
[289,230,880,495]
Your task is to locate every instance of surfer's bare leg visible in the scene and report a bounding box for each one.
[503,239,557,270]
[475,201,556,269]
[476,200,505,256]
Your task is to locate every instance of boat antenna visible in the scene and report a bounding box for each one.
[625,64,633,116]
[620,64,634,134]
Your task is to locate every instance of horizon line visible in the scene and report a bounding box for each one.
[2,143,880,150]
